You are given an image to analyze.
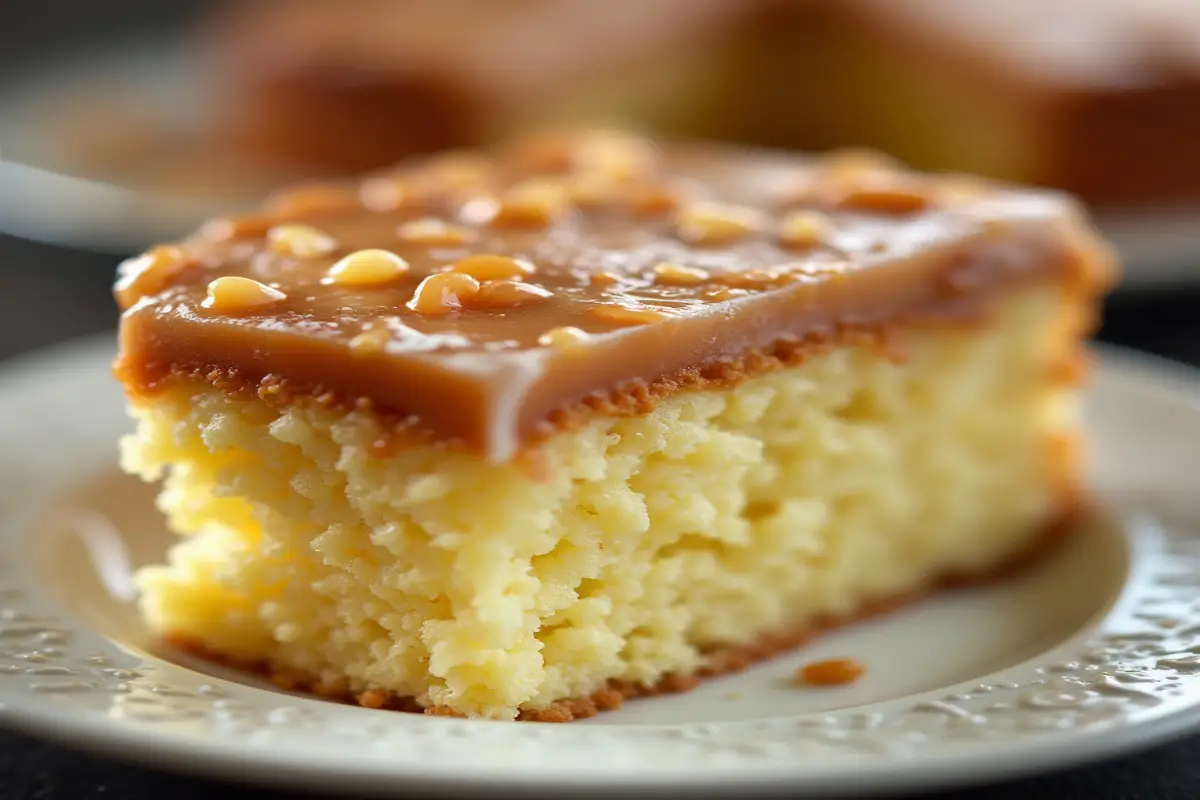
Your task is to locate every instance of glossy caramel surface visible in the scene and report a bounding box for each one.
[115,132,1113,460]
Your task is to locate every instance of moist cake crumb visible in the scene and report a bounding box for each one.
[117,130,1113,720]
[160,519,1067,721]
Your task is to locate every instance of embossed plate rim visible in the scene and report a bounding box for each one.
[3,335,1200,797]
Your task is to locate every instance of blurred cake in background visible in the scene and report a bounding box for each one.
[203,0,1200,209]
[203,0,760,175]
[775,0,1200,208]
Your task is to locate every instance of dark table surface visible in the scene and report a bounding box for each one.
[2,237,1200,800]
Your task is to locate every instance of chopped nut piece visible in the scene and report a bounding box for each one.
[406,272,480,315]
[796,658,865,687]
[573,130,660,181]
[834,182,931,214]
[589,304,670,327]
[457,194,502,226]
[114,245,193,309]
[938,175,989,202]
[396,218,473,246]
[202,276,287,314]
[702,287,743,302]
[421,151,495,191]
[501,129,578,171]
[488,191,569,229]
[723,269,791,289]
[567,173,621,207]
[348,326,392,356]
[779,210,832,248]
[652,262,710,286]
[266,183,360,216]
[563,174,678,215]
[267,224,338,258]
[538,326,590,348]
[508,177,572,206]
[822,148,902,180]
[676,202,763,245]
[779,150,912,209]
[587,271,622,287]
[360,173,446,212]
[357,175,410,212]
[471,280,554,308]
[201,215,275,241]
[700,286,739,302]
[449,254,536,281]
[326,249,410,286]
[629,183,681,216]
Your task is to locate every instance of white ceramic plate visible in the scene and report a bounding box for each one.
[1,40,1198,286]
[2,335,1200,797]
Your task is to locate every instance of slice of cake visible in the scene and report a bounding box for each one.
[113,131,1115,721]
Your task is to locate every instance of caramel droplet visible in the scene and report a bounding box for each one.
[796,658,865,687]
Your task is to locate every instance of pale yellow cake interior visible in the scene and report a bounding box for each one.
[124,286,1078,720]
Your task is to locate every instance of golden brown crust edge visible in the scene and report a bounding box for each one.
[119,267,1103,469]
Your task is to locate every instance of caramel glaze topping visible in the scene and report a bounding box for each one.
[114,131,1117,462]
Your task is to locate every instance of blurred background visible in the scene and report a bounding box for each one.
[1,0,1199,362]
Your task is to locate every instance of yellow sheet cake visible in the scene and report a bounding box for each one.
[113,132,1115,720]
